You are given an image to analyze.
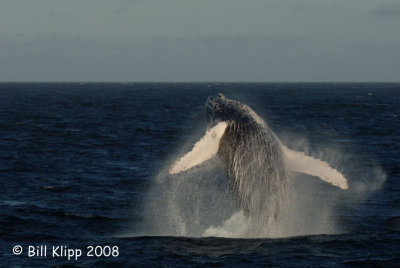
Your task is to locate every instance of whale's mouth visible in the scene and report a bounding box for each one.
[205,93,225,123]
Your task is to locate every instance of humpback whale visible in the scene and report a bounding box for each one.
[169,94,348,225]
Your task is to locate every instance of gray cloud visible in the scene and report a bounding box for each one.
[372,3,400,18]
[153,34,308,49]
[0,0,399,82]
[0,33,101,51]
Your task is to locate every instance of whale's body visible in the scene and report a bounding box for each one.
[170,94,348,224]
[215,99,286,220]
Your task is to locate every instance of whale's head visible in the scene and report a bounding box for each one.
[205,93,247,124]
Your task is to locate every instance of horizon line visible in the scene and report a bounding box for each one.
[0,81,399,84]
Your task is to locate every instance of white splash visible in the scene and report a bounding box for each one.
[169,122,228,174]
[203,211,250,238]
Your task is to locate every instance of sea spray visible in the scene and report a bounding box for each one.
[139,94,385,238]
[140,127,385,238]
[143,120,290,237]
[142,163,235,237]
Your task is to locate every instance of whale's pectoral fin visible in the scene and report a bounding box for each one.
[169,121,228,174]
[281,145,349,190]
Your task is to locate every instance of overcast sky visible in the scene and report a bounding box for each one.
[0,0,399,82]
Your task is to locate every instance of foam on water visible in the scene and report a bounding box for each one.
[203,211,249,238]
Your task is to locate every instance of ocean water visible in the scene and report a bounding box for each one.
[0,82,399,267]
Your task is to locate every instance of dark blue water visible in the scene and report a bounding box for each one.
[1,83,399,267]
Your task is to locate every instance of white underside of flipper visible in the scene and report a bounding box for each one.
[281,145,349,190]
[169,122,228,174]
